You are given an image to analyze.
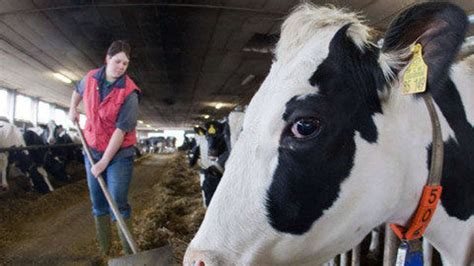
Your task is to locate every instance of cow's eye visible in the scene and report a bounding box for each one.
[290,118,321,139]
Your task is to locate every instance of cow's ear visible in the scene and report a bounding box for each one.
[381,2,468,86]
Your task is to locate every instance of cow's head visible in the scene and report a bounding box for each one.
[185,2,467,265]
[44,153,70,182]
[204,121,228,160]
[46,120,58,144]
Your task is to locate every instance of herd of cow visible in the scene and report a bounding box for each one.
[137,136,177,155]
[0,119,181,195]
[0,119,82,194]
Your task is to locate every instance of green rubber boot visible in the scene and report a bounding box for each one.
[94,215,111,256]
[116,219,133,255]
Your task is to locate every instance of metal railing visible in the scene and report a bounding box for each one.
[0,143,81,153]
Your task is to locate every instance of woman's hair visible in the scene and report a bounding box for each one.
[107,40,131,58]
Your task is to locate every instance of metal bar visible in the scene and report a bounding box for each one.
[74,122,139,254]
[369,226,382,255]
[423,238,433,266]
[340,252,349,266]
[0,143,81,153]
[0,3,286,17]
[383,224,399,266]
[351,245,360,266]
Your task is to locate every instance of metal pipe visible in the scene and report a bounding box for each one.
[340,252,349,266]
[351,245,361,266]
[0,3,285,17]
[0,143,80,153]
[383,224,399,266]
[369,226,382,256]
[423,238,433,266]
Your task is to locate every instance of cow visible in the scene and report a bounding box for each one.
[192,110,246,207]
[204,120,228,162]
[179,134,196,151]
[23,121,71,182]
[201,110,246,206]
[54,126,83,163]
[189,125,215,206]
[0,121,51,193]
[189,126,210,168]
[148,136,166,153]
[184,2,473,265]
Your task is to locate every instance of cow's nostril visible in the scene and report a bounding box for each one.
[193,260,205,266]
[184,249,223,266]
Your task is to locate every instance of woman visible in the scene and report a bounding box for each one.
[68,40,140,256]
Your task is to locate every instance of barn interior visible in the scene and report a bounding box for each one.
[0,0,473,265]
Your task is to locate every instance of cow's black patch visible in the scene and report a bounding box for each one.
[428,79,474,220]
[266,25,386,234]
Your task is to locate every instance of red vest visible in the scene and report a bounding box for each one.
[83,68,141,152]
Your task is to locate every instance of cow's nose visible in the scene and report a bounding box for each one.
[193,261,205,266]
[183,249,221,266]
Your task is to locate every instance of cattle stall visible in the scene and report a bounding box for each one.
[0,0,473,265]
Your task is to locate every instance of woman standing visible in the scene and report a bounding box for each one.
[68,40,140,256]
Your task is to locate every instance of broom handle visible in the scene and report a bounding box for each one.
[75,121,139,254]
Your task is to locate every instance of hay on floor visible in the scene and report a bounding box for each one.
[134,153,205,262]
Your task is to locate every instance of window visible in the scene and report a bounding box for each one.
[164,130,185,147]
[0,89,7,118]
[15,94,33,121]
[54,108,67,127]
[64,111,73,129]
[37,101,51,124]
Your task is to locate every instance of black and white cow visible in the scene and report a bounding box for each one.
[189,111,246,207]
[24,121,71,182]
[185,2,473,265]
[201,111,246,206]
[191,122,227,207]
[202,112,246,206]
[189,126,209,168]
[205,120,228,162]
[0,121,51,193]
[52,126,83,163]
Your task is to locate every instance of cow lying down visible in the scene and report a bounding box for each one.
[185,2,473,265]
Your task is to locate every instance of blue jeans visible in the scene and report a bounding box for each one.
[84,155,133,220]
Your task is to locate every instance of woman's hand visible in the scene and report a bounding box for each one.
[91,159,108,178]
[68,108,79,123]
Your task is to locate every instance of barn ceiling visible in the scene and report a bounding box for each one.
[0,0,473,129]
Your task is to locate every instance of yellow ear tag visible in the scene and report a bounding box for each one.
[402,43,428,95]
[208,125,216,135]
